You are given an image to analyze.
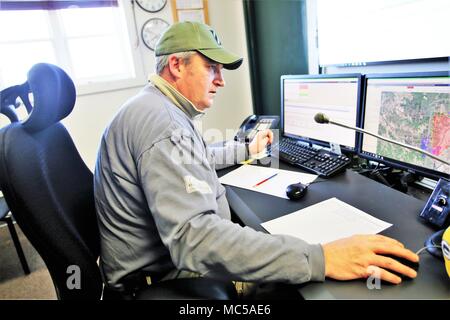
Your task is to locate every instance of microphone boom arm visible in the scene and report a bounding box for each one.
[328,119,449,166]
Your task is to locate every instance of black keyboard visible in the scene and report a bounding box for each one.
[271,137,351,177]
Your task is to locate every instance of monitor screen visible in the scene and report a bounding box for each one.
[281,74,362,152]
[360,72,450,180]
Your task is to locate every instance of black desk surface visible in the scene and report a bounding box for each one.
[218,162,450,299]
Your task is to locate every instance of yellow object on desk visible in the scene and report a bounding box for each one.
[240,158,256,165]
[240,150,269,165]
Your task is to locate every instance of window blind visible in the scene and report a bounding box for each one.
[0,0,118,10]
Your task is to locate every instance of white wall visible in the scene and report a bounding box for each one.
[200,0,254,141]
[62,86,141,169]
[63,0,253,170]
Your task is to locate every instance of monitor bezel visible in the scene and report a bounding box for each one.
[280,73,363,153]
[358,71,450,181]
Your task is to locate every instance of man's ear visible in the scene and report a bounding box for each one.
[167,55,182,80]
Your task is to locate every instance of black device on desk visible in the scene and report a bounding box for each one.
[380,254,420,281]
[234,115,279,143]
[420,178,450,228]
[272,73,363,177]
[285,182,308,200]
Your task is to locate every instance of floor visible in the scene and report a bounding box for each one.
[0,222,56,299]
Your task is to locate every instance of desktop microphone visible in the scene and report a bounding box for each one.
[314,113,330,124]
[313,112,449,166]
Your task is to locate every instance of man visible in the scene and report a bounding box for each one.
[94,22,418,298]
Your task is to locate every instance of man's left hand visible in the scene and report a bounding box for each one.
[248,129,273,156]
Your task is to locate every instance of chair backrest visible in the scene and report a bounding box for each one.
[0,63,102,300]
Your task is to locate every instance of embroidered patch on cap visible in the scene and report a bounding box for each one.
[184,175,212,194]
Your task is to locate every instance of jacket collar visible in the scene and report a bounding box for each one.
[149,74,205,120]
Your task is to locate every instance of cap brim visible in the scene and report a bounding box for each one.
[198,48,243,70]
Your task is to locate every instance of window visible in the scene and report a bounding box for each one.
[0,0,145,95]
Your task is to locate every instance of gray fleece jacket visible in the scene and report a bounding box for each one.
[94,82,325,289]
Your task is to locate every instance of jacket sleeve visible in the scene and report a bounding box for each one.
[208,141,247,170]
[137,133,325,284]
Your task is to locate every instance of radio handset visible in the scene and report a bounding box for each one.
[234,115,279,143]
[235,115,258,143]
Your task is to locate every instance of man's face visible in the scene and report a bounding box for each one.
[177,53,225,111]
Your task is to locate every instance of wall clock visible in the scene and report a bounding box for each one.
[135,0,167,13]
[141,17,170,51]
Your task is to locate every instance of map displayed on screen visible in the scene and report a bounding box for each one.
[376,91,449,172]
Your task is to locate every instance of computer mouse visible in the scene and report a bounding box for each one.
[381,254,419,280]
[286,183,308,200]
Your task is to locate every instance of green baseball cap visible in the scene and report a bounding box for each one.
[155,21,243,70]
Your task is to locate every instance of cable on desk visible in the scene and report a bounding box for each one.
[307,178,328,186]
[416,245,441,256]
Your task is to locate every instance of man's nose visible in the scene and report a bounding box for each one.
[214,70,225,87]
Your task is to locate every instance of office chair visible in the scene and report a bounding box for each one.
[0,63,237,300]
[0,83,31,123]
[0,93,30,275]
[0,197,30,275]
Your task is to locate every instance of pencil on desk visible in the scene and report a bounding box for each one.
[253,173,278,187]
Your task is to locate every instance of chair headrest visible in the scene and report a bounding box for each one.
[0,63,76,132]
[24,63,76,132]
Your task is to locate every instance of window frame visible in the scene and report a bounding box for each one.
[0,0,147,96]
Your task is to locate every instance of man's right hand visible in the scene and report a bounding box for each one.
[322,234,419,284]
[248,129,274,156]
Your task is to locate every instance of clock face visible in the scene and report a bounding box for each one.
[136,0,167,13]
[141,18,170,51]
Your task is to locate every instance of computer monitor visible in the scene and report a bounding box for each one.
[281,74,363,152]
[359,71,450,180]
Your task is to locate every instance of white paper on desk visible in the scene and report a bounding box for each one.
[261,197,392,244]
[219,165,317,199]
